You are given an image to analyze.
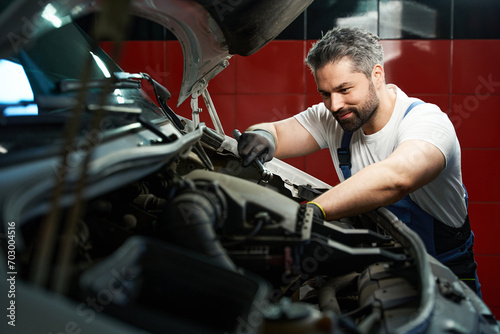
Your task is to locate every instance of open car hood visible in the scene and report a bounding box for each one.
[0,0,312,106]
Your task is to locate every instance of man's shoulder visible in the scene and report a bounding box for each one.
[402,101,447,122]
[308,102,329,113]
[393,87,445,120]
[295,102,331,121]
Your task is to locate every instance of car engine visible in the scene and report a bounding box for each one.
[8,122,497,334]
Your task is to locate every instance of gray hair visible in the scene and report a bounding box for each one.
[305,26,384,78]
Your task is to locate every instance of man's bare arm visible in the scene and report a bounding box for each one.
[247,117,321,158]
[313,140,446,220]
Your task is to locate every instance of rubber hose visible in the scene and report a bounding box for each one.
[159,190,236,272]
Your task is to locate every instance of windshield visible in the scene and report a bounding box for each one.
[0,21,166,157]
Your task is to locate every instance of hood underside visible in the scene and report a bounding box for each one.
[0,0,313,106]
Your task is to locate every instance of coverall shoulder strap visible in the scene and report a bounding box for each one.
[337,99,425,180]
[337,131,353,179]
[404,99,425,117]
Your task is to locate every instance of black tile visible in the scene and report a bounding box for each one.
[306,0,378,40]
[305,0,454,40]
[454,0,500,39]
[379,0,452,39]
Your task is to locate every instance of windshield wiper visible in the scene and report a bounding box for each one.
[58,76,141,92]
[0,101,37,111]
[0,96,77,124]
[0,96,142,127]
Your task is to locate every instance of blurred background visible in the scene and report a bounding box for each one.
[87,0,500,317]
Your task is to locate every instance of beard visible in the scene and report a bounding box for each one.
[334,82,379,132]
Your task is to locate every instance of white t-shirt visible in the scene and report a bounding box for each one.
[294,85,467,228]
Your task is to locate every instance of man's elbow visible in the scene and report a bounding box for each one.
[387,174,414,202]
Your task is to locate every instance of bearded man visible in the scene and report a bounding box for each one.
[237,26,481,297]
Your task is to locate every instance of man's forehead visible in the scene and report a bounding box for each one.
[316,58,357,75]
[315,60,363,82]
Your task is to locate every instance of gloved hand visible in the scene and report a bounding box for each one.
[301,201,326,220]
[237,129,276,167]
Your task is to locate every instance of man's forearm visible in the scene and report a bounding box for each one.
[313,140,445,220]
[248,118,321,159]
[313,161,409,220]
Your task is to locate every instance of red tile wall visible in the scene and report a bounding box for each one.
[450,39,500,316]
[102,37,500,317]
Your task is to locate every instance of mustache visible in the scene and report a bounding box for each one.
[332,106,357,117]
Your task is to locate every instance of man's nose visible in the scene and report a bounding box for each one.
[327,93,345,112]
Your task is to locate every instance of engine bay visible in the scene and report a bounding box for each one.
[12,127,464,334]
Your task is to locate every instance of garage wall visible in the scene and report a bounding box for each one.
[100,0,500,317]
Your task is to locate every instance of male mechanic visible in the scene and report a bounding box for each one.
[237,26,481,296]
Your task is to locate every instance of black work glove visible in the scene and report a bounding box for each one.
[237,129,276,167]
[301,202,326,220]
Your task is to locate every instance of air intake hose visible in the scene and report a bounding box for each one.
[158,181,236,272]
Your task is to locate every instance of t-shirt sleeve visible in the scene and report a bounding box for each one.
[397,103,457,164]
[294,103,332,149]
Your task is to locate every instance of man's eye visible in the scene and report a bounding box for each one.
[321,92,330,98]
[339,88,350,93]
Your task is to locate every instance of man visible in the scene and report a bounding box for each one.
[237,26,481,296]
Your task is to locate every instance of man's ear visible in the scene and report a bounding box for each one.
[372,64,385,87]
